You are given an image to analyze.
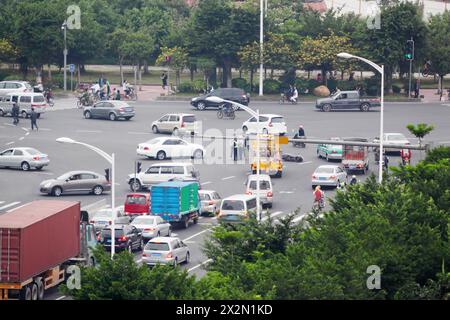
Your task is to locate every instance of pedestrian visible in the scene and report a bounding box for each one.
[349,72,354,81]
[313,186,324,210]
[232,137,238,162]
[238,136,245,160]
[106,79,111,99]
[161,73,168,89]
[98,74,104,88]
[317,73,322,83]
[30,108,38,131]
[414,79,420,99]
[115,89,121,100]
[383,153,389,170]
[12,101,19,125]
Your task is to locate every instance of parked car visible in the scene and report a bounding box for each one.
[191,88,250,110]
[39,170,111,197]
[198,190,222,216]
[373,133,410,154]
[151,113,198,136]
[317,138,343,161]
[315,90,381,112]
[99,225,144,253]
[245,174,273,208]
[128,162,199,191]
[311,165,347,189]
[0,147,49,171]
[0,81,33,96]
[0,92,47,118]
[130,215,171,239]
[218,194,257,223]
[83,100,135,121]
[137,137,204,160]
[242,114,287,135]
[124,193,151,218]
[90,208,131,232]
[142,237,190,267]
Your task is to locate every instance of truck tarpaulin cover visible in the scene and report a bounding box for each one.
[0,201,80,283]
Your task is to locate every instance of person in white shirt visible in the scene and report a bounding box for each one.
[290,87,298,102]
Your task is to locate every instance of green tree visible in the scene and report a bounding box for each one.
[406,123,434,148]
[0,39,17,62]
[156,46,188,87]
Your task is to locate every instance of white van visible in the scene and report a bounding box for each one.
[0,92,47,118]
[218,194,257,223]
[127,162,199,191]
[245,174,273,208]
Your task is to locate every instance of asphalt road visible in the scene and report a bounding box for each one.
[1,98,449,300]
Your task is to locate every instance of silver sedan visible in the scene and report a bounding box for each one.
[311,165,347,189]
[90,208,131,232]
[142,237,190,267]
[130,215,171,239]
[83,100,135,121]
[0,147,50,171]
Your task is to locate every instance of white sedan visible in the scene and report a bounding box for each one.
[373,133,410,153]
[242,114,287,135]
[136,137,205,160]
[130,215,171,239]
[311,165,347,189]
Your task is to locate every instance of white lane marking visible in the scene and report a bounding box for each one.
[438,141,450,145]
[188,259,213,273]
[81,199,107,211]
[182,228,211,242]
[19,137,24,141]
[76,130,102,133]
[183,240,196,244]
[5,141,14,145]
[7,203,28,213]
[21,127,29,132]
[0,202,21,211]
[211,217,217,220]
[201,181,211,186]
[197,222,213,226]
[221,176,235,180]
[293,214,309,223]
[128,131,149,135]
[25,132,30,136]
[261,211,283,221]
[279,191,294,194]
[39,128,51,131]
[31,172,54,176]
[0,201,4,205]
[296,161,312,165]
[171,233,178,237]
[56,296,66,300]
[4,123,14,127]
[136,258,142,264]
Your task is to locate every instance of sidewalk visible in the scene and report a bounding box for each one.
[420,88,444,103]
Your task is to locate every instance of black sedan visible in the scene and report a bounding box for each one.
[190,88,250,111]
[99,225,144,253]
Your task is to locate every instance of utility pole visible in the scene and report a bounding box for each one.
[406,38,415,99]
[259,0,264,96]
[62,21,68,92]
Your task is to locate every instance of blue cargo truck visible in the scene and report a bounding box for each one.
[150,181,200,229]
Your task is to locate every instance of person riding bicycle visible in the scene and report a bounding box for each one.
[349,175,358,185]
[80,89,90,105]
[400,149,411,165]
[313,186,324,210]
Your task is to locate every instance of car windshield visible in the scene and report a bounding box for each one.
[249,181,271,190]
[102,229,124,238]
[221,200,245,211]
[388,134,406,141]
[133,217,155,224]
[146,138,162,144]
[126,195,147,205]
[145,242,170,251]
[271,117,284,123]
[24,148,39,155]
[57,173,71,180]
[315,167,335,174]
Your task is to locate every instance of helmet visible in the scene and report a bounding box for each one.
[299,125,303,128]
[352,175,356,179]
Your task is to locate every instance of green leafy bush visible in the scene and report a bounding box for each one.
[192,79,206,93]
[263,79,281,94]
[0,71,14,81]
[392,85,401,94]
[43,74,64,89]
[2,74,21,81]
[177,82,194,93]
[232,78,250,92]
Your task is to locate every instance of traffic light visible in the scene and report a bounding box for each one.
[136,161,142,173]
[104,168,110,182]
[405,40,414,60]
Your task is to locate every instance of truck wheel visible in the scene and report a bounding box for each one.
[36,278,44,300]
[183,218,189,229]
[360,103,370,112]
[322,104,332,112]
[193,217,198,224]
[31,283,38,300]
[20,285,32,300]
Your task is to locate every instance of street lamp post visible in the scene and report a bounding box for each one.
[206,97,262,221]
[259,0,264,96]
[337,52,384,183]
[56,137,116,258]
[62,21,68,92]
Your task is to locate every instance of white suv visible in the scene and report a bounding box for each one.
[151,113,198,136]
[0,81,33,95]
[242,114,287,135]
[127,162,199,191]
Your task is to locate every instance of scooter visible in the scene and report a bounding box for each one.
[292,133,306,148]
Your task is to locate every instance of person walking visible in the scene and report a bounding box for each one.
[383,153,389,170]
[232,137,238,162]
[30,108,38,131]
[12,101,19,125]
[414,79,420,99]
[313,186,324,211]
[161,73,168,89]
[115,89,121,100]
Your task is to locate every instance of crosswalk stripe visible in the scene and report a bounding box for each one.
[0,201,4,205]
[0,202,21,211]
[261,211,283,221]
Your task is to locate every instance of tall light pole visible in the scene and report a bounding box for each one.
[56,137,116,258]
[259,0,266,96]
[337,52,385,183]
[62,21,68,92]
[206,97,262,221]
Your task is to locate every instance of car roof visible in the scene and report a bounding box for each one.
[61,170,101,176]
[247,174,271,180]
[149,237,180,243]
[315,165,340,170]
[126,193,149,197]
[150,162,193,167]
[0,80,30,84]
[222,194,256,201]
[7,92,43,97]
[162,113,195,117]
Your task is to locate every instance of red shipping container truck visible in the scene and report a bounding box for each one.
[0,200,81,300]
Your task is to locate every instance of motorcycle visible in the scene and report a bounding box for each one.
[279,91,298,104]
[77,94,94,108]
[292,134,306,148]
[44,89,54,107]
[124,87,137,100]
[217,104,235,120]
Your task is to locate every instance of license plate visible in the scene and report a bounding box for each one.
[151,253,161,257]
[350,165,356,169]
[319,177,326,180]
[98,221,107,225]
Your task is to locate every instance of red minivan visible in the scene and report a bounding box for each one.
[124,193,150,217]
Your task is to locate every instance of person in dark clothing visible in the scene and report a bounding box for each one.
[12,102,19,125]
[30,108,38,131]
[161,73,168,89]
[232,137,238,161]
[414,79,420,98]
[349,175,357,185]
[383,154,389,170]
[115,89,121,100]
[298,125,305,137]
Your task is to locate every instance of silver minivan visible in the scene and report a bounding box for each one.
[142,237,190,267]
[218,194,258,223]
[0,92,47,118]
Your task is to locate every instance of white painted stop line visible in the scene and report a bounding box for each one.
[261,211,283,221]
[0,202,21,211]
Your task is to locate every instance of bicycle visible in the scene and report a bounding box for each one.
[312,198,325,212]
[217,105,235,120]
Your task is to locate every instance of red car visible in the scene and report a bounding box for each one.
[124,193,150,218]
